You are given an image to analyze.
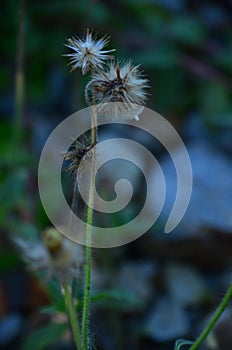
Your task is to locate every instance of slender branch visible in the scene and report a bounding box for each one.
[189,282,232,350]
[62,283,83,350]
[14,0,25,153]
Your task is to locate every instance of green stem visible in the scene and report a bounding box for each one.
[82,218,92,349]
[189,282,232,350]
[82,83,98,349]
[63,284,83,350]
[13,0,25,157]
[82,144,96,350]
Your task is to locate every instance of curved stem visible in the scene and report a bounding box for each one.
[189,282,232,350]
[62,284,83,350]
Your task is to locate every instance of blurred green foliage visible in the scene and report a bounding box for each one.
[0,1,232,348]
[0,0,232,279]
[0,0,232,289]
[22,323,67,350]
[1,0,232,118]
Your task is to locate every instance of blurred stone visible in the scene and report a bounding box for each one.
[116,260,156,306]
[0,313,22,345]
[165,264,207,305]
[145,297,189,341]
[149,141,232,236]
[91,264,109,292]
[203,308,232,350]
[213,307,232,350]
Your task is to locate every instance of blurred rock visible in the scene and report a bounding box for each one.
[116,260,156,307]
[145,297,189,341]
[213,307,232,350]
[203,308,232,350]
[149,140,232,236]
[0,313,22,346]
[165,264,207,305]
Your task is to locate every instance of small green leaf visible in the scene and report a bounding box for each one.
[174,339,194,350]
[40,305,61,315]
[78,289,141,310]
[22,323,67,350]
[46,279,66,313]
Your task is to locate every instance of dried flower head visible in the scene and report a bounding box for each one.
[63,136,94,175]
[86,61,149,120]
[13,228,84,283]
[65,28,115,74]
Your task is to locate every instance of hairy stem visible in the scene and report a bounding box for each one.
[82,88,98,349]
[189,282,232,350]
[62,284,83,350]
[81,161,95,350]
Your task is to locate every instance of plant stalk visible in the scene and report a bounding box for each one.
[82,95,97,349]
[189,282,232,350]
[14,0,25,155]
[63,284,83,350]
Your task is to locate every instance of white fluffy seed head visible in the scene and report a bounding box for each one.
[65,28,115,74]
[13,228,84,284]
[86,61,149,120]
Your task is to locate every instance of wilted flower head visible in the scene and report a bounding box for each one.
[14,228,84,284]
[86,61,149,120]
[63,136,94,175]
[65,28,115,74]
